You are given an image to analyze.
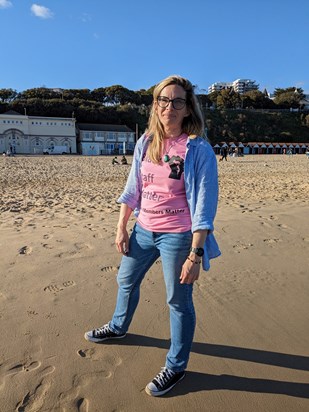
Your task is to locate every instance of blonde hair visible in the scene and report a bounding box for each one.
[146,75,204,163]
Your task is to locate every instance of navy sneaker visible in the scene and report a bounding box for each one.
[145,367,185,396]
[84,323,126,343]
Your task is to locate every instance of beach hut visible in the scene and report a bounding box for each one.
[259,143,267,154]
[275,143,282,154]
[243,143,251,154]
[281,143,287,154]
[238,142,244,155]
[252,143,259,154]
[267,143,274,154]
[213,144,221,154]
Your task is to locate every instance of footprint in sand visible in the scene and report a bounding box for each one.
[232,241,254,253]
[263,238,282,245]
[100,265,119,273]
[77,349,122,366]
[59,367,117,411]
[18,246,32,255]
[56,242,92,258]
[15,366,55,412]
[44,280,76,294]
[0,360,54,392]
[14,217,24,227]
[42,243,53,249]
[277,223,290,230]
[6,361,41,376]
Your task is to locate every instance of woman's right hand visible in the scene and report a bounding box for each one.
[115,226,129,255]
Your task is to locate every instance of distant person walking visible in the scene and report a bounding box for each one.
[219,146,228,161]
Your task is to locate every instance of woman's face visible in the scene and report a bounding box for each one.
[155,84,189,134]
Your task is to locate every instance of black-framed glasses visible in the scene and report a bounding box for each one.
[157,96,187,110]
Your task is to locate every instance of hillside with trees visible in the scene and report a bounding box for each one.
[0,85,308,143]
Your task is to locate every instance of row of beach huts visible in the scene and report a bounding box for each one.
[213,142,309,155]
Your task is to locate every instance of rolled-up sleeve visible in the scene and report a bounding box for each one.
[191,142,219,233]
[117,135,145,212]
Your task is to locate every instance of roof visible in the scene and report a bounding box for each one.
[218,141,309,147]
[77,123,133,132]
[1,110,23,116]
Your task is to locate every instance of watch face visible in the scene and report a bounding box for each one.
[191,247,204,256]
[196,248,204,257]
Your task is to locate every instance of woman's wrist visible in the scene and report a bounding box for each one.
[117,220,128,230]
[187,255,201,264]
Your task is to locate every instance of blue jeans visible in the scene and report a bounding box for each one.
[109,223,195,372]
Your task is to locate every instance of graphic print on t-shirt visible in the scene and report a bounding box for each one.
[167,155,184,180]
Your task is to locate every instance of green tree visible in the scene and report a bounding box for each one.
[241,90,274,109]
[17,88,59,100]
[62,89,92,101]
[91,87,107,103]
[207,91,219,108]
[216,89,241,109]
[273,87,305,109]
[136,89,153,106]
[103,85,140,105]
[0,88,17,102]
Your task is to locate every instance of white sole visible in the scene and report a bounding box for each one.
[145,373,185,396]
[84,332,126,343]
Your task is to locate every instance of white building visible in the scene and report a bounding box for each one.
[208,79,259,94]
[0,110,77,154]
[208,82,232,93]
[232,79,259,94]
[77,123,135,155]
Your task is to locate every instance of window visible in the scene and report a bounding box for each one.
[83,132,92,141]
[105,143,115,154]
[117,133,127,142]
[95,132,104,141]
[107,132,116,141]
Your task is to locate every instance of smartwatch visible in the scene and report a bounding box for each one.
[190,247,204,257]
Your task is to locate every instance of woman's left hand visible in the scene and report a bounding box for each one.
[179,257,201,284]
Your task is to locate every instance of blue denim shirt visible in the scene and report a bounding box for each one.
[118,134,221,270]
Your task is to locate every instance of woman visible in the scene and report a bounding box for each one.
[85,75,220,396]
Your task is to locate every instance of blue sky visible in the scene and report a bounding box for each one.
[1,0,309,93]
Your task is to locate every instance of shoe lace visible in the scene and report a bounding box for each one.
[95,324,110,336]
[154,367,175,387]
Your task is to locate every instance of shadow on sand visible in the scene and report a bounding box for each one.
[101,334,309,398]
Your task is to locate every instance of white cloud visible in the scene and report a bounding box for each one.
[0,0,13,9]
[81,13,92,23]
[31,3,54,19]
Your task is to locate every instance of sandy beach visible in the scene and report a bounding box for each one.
[0,153,308,412]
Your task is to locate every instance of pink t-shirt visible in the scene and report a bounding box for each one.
[137,134,192,233]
